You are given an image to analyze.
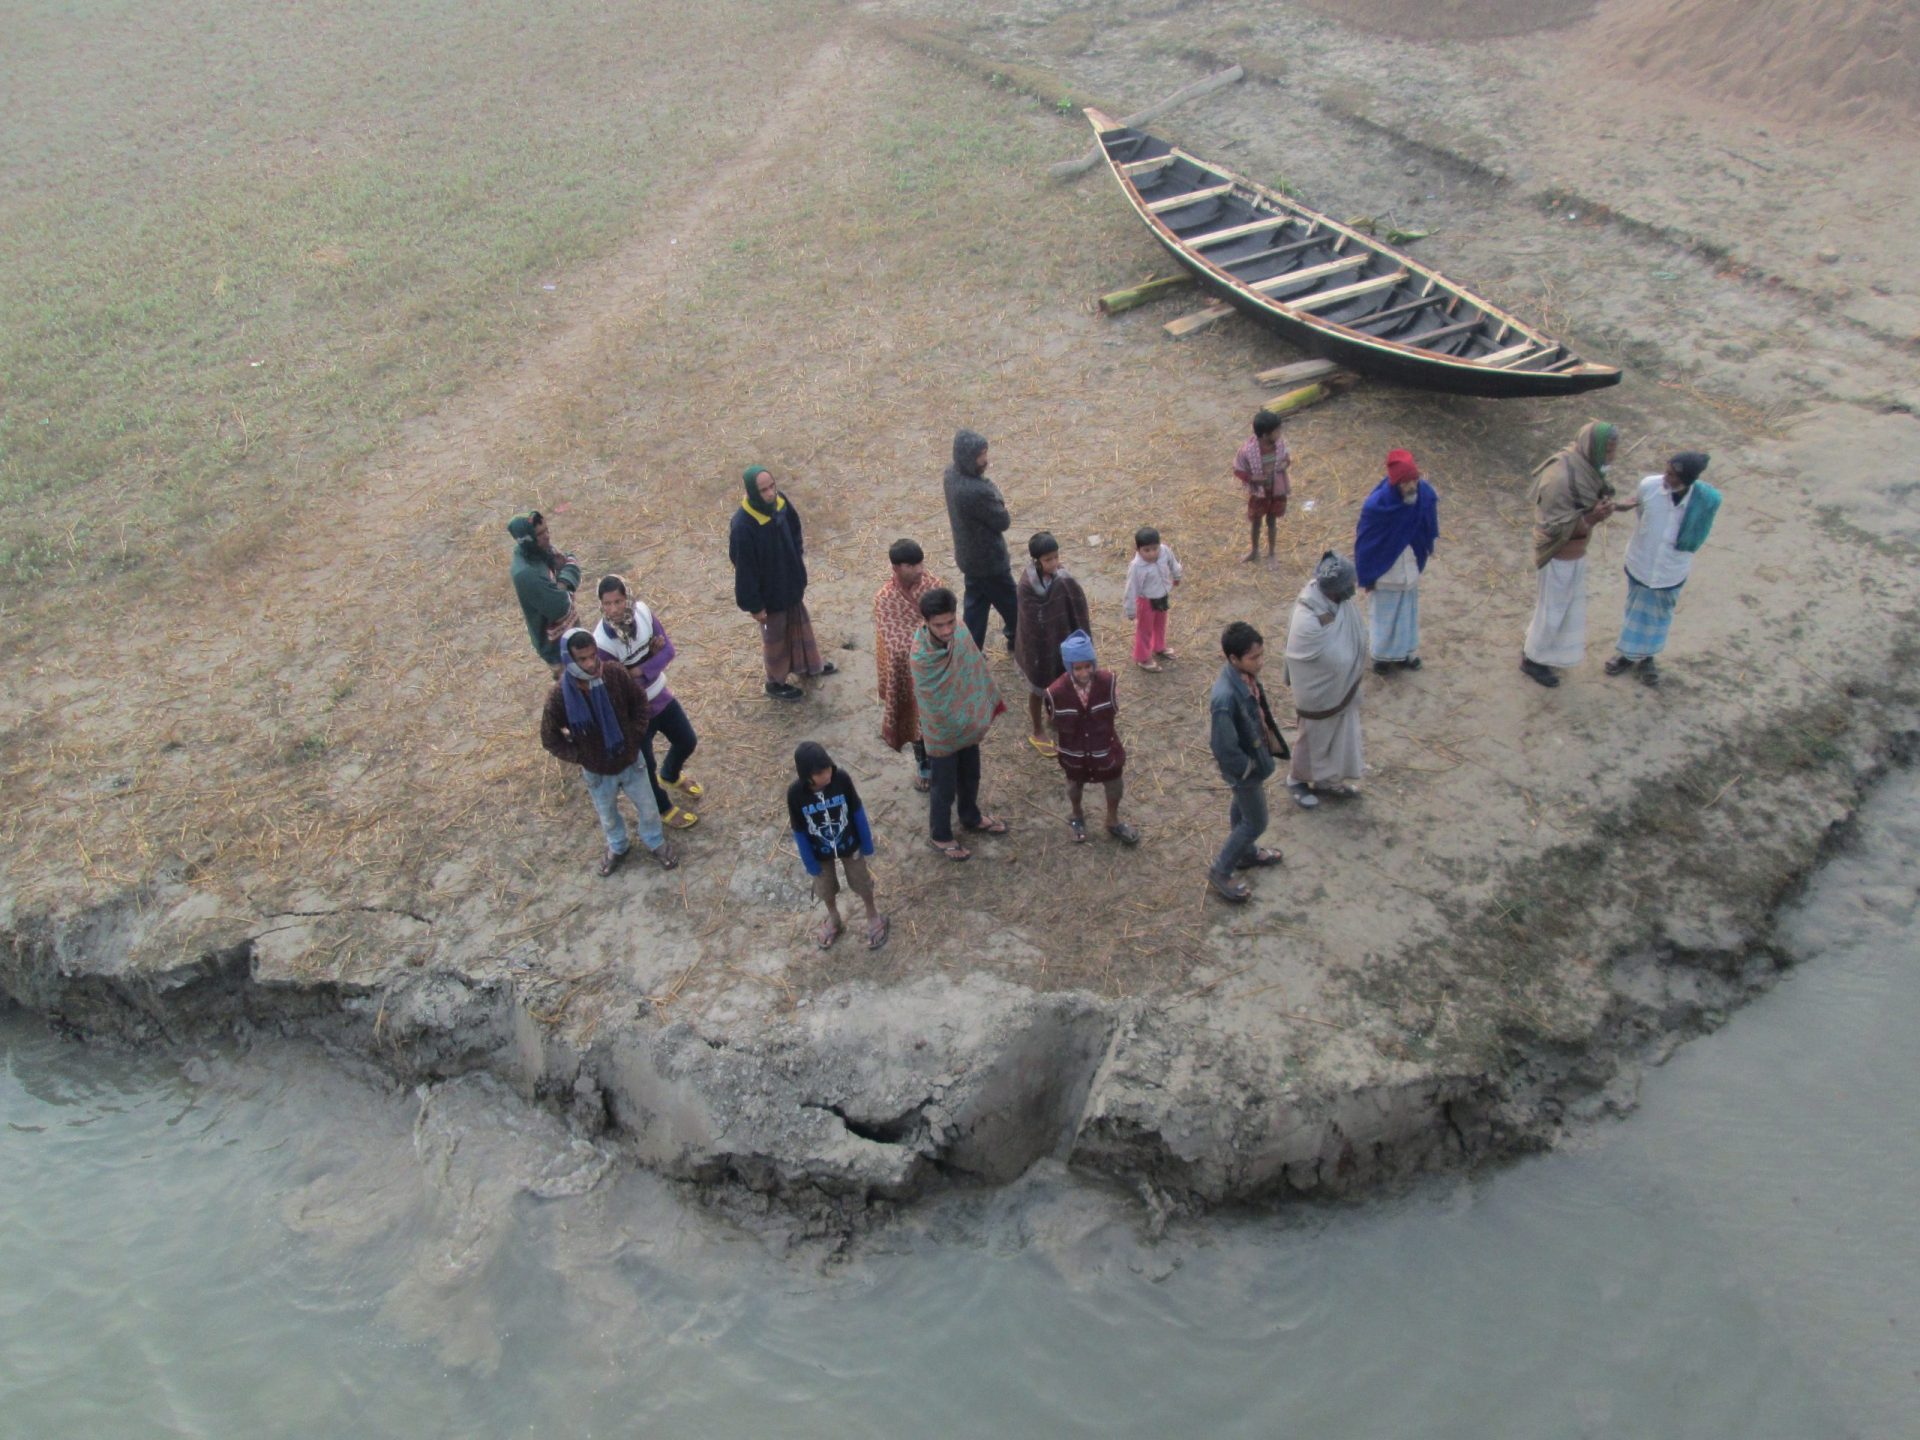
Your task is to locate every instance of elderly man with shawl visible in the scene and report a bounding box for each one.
[1013,531,1092,758]
[540,628,679,876]
[508,510,581,673]
[1604,450,1721,688]
[872,538,944,791]
[1284,552,1368,810]
[729,464,837,701]
[1522,421,1620,688]
[1354,448,1440,675]
[911,587,1009,862]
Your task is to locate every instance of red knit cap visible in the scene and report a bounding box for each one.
[1385,449,1419,485]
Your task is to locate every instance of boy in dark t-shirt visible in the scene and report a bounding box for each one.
[787,742,888,950]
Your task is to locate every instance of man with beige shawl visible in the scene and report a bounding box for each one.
[1284,551,1367,809]
[1521,420,1620,688]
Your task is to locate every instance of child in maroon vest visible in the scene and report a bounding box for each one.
[1043,630,1140,846]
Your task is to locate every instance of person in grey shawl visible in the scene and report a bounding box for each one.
[1283,551,1368,809]
[943,429,1019,652]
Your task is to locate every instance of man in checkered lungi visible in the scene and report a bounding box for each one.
[1606,451,1722,689]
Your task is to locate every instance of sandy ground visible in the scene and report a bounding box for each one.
[4,1,1919,1208]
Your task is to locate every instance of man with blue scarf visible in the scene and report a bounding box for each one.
[1354,449,1440,674]
[540,629,678,876]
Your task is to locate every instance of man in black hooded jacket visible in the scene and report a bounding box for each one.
[943,429,1018,652]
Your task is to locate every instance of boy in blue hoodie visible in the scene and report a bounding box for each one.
[787,742,888,950]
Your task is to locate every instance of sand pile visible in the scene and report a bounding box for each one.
[1589,0,1920,132]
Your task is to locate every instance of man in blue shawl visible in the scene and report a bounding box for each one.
[1354,448,1440,674]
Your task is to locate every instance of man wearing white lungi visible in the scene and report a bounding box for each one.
[1354,447,1440,674]
[1522,421,1620,688]
[1604,451,1721,689]
[1284,551,1367,810]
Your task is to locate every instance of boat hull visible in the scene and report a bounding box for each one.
[1092,111,1622,400]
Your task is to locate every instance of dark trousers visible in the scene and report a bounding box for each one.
[1211,777,1269,879]
[962,570,1019,651]
[638,698,698,815]
[927,744,983,842]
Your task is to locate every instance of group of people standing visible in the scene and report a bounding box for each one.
[511,409,1723,935]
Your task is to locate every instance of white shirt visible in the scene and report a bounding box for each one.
[1374,545,1420,591]
[1623,475,1694,590]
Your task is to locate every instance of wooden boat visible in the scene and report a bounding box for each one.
[1088,110,1621,398]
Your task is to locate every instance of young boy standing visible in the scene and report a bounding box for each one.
[1232,409,1291,563]
[787,742,888,950]
[1044,631,1139,847]
[1121,526,1183,672]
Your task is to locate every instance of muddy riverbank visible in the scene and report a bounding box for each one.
[5,0,1919,1232]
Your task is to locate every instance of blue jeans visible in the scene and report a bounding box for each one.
[1211,777,1269,880]
[583,761,665,855]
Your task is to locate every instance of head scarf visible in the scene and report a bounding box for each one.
[1059,630,1096,667]
[558,628,625,753]
[1385,449,1419,487]
[508,511,547,560]
[1314,550,1358,604]
[1670,451,1710,483]
[1583,421,1617,471]
[741,464,784,522]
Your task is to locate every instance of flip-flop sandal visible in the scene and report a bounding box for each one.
[1136,661,1163,673]
[867,914,891,951]
[1107,822,1141,846]
[670,777,704,799]
[1155,650,1177,660]
[913,774,932,793]
[1321,783,1361,800]
[964,816,1009,835]
[651,844,679,871]
[662,805,699,830]
[1236,846,1283,868]
[1068,817,1089,844]
[816,917,843,950]
[1027,735,1058,757]
[928,838,971,862]
[1208,873,1252,903]
[815,661,839,676]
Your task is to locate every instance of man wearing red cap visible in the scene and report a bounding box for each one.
[1353,449,1440,674]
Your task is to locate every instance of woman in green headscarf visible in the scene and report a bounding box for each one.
[1521,420,1620,687]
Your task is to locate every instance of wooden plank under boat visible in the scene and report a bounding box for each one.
[1088,110,1622,399]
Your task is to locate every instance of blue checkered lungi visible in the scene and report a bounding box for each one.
[1617,573,1682,660]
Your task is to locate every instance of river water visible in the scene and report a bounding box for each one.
[6,779,1918,1440]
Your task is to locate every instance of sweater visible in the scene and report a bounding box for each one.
[943,430,1013,579]
[511,540,582,665]
[728,494,809,615]
[1121,544,1183,619]
[540,664,647,776]
[593,604,676,718]
[787,768,876,874]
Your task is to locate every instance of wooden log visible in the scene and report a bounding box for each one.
[1261,371,1360,415]
[1163,302,1235,338]
[1254,358,1339,387]
[1099,275,1195,316]
[1049,67,1245,181]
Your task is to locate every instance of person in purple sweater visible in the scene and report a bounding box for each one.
[593,574,702,830]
